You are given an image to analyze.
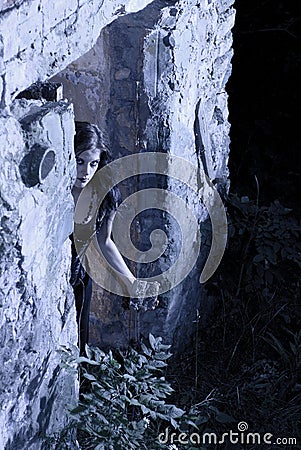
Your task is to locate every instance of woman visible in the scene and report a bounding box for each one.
[70,121,136,352]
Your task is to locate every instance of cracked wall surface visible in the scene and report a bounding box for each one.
[0,0,155,106]
[0,0,234,446]
[52,0,235,352]
[0,0,156,448]
[0,98,77,449]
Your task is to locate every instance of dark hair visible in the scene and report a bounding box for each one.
[74,121,121,221]
[74,121,110,168]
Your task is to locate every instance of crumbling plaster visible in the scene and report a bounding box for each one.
[0,0,235,447]
[52,0,235,351]
[0,99,77,449]
[0,1,159,448]
[0,0,155,106]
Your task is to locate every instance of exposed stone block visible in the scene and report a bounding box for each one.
[0,0,155,105]
[0,0,234,444]
[53,0,234,352]
[0,99,77,448]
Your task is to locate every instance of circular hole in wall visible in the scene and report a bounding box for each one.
[19,144,56,187]
[39,150,56,181]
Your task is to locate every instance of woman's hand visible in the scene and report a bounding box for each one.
[128,279,160,311]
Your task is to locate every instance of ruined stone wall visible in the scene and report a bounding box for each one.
[0,0,234,444]
[0,0,155,448]
[0,98,77,449]
[0,0,154,107]
[143,0,234,348]
[52,0,235,352]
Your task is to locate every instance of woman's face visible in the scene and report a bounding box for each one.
[74,149,101,189]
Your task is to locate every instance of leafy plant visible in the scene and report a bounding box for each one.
[49,194,300,448]
[170,193,301,443]
[229,196,301,297]
[57,334,185,450]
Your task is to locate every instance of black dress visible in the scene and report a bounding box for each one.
[70,236,93,353]
[70,188,121,353]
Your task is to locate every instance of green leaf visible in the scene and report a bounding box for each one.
[185,419,199,430]
[141,404,151,414]
[170,418,179,429]
[195,415,209,425]
[141,343,152,356]
[149,333,157,350]
[123,374,137,382]
[154,351,172,360]
[76,356,99,365]
[83,373,97,381]
[253,254,264,263]
[69,405,87,415]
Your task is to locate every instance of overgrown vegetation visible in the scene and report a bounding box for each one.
[49,194,300,449]
[169,193,301,447]
[50,335,188,449]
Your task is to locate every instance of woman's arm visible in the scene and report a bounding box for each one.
[97,210,160,307]
[97,211,136,291]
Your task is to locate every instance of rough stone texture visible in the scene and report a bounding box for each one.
[51,31,111,127]
[143,0,234,350]
[0,0,234,445]
[0,0,155,106]
[0,99,77,449]
[0,1,162,447]
[52,0,235,353]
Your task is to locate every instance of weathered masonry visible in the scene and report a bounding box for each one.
[0,0,234,448]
